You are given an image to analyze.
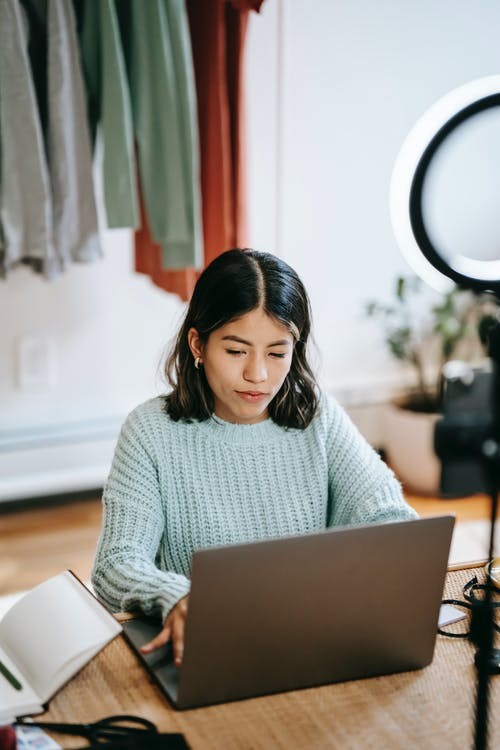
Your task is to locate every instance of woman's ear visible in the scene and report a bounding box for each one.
[187,327,204,362]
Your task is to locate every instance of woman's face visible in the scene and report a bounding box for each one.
[189,308,295,424]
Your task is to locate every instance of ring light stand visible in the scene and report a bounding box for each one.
[390,75,500,750]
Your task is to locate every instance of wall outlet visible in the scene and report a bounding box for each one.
[16,335,57,390]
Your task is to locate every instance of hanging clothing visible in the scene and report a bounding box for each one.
[0,0,101,278]
[76,0,138,229]
[185,0,264,263]
[225,0,260,250]
[134,0,263,298]
[162,0,202,266]
[47,0,101,264]
[117,0,202,270]
[135,176,198,302]
[0,0,58,278]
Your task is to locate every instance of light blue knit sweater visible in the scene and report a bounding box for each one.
[92,394,417,620]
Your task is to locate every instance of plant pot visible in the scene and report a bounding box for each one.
[383,401,440,496]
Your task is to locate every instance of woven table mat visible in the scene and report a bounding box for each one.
[41,568,499,749]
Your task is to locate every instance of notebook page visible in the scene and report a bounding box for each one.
[0,572,120,701]
[0,645,42,721]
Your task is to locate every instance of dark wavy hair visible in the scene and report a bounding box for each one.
[164,249,319,429]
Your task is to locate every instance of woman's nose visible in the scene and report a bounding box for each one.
[243,355,267,383]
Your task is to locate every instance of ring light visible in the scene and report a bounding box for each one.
[390,75,500,293]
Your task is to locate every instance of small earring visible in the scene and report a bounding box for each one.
[194,357,201,370]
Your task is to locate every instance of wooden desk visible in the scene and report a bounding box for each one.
[41,568,499,749]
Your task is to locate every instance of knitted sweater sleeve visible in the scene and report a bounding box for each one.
[91,409,190,621]
[324,397,418,527]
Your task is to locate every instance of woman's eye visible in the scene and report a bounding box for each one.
[269,352,287,359]
[226,349,245,356]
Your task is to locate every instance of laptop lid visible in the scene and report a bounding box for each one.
[123,515,454,709]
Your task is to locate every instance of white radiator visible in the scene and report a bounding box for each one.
[0,417,123,503]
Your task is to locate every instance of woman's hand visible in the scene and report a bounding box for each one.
[140,595,189,666]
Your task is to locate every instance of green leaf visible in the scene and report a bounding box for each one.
[396,276,405,302]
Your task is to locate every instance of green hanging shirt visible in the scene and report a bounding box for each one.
[79,0,139,229]
[119,0,203,269]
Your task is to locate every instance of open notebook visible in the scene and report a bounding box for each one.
[0,571,122,722]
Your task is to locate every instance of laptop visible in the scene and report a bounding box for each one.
[123,515,454,709]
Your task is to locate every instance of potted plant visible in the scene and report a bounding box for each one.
[366,275,497,494]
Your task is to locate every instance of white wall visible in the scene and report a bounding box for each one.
[247,0,500,399]
[0,162,187,498]
[0,228,184,432]
[2,0,500,499]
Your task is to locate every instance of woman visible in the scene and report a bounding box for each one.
[92,249,416,666]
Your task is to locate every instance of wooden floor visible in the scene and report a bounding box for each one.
[406,492,493,522]
[0,490,494,597]
[0,494,103,596]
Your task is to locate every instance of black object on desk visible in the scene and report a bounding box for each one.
[14,714,190,749]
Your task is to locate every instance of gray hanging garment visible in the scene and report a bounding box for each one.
[0,0,59,278]
[47,0,102,264]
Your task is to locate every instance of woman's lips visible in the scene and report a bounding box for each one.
[236,391,268,403]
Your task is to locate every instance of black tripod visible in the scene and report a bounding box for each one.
[437,320,500,749]
[473,321,500,750]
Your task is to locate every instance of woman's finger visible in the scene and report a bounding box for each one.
[171,614,185,666]
[140,623,171,653]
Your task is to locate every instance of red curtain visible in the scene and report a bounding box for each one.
[134,0,264,301]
